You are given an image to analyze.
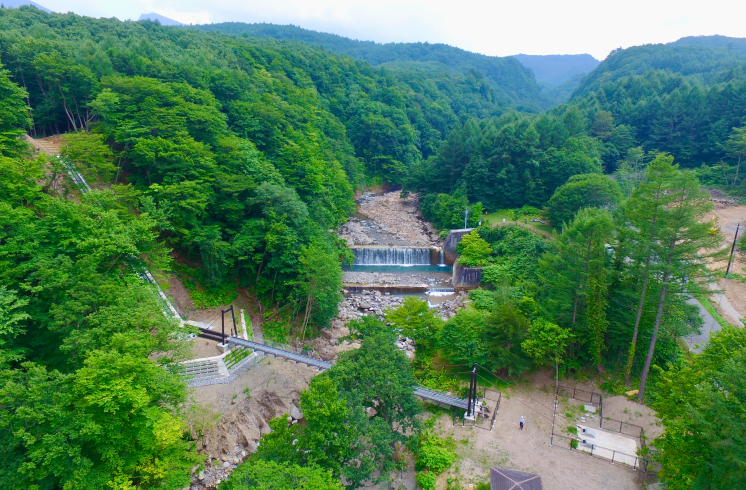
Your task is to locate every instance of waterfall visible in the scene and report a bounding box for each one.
[352,247,432,266]
[438,250,445,267]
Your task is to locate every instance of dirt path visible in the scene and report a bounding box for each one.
[382,372,647,490]
[709,204,746,325]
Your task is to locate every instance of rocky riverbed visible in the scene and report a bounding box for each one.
[312,290,468,361]
[353,191,440,246]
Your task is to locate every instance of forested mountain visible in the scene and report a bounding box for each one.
[412,38,746,216]
[0,6,509,328]
[138,12,184,26]
[511,53,599,105]
[194,22,550,111]
[572,41,746,97]
[566,40,746,169]
[3,1,50,13]
[668,34,746,55]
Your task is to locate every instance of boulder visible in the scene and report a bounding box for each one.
[290,405,304,420]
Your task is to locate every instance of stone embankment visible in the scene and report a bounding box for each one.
[342,271,452,287]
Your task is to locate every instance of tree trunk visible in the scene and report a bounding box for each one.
[572,293,579,325]
[624,266,649,387]
[255,250,267,283]
[625,188,661,387]
[734,153,742,187]
[638,253,673,403]
[301,294,313,341]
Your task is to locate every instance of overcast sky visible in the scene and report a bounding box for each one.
[40,0,746,60]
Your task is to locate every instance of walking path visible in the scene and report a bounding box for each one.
[684,282,744,353]
[684,296,720,354]
[709,281,744,327]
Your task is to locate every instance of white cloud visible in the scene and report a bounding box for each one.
[37,0,746,60]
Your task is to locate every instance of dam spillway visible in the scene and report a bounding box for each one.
[351,247,434,266]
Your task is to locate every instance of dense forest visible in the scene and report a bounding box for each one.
[196,23,609,108]
[0,5,745,490]
[0,5,515,325]
[412,38,746,218]
[194,22,553,110]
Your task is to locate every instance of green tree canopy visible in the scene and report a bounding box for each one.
[384,296,444,353]
[652,327,746,490]
[545,173,623,227]
[218,460,343,490]
[456,230,493,267]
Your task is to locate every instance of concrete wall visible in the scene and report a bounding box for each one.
[453,262,483,290]
[443,228,474,265]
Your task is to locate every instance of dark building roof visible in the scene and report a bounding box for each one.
[490,467,543,490]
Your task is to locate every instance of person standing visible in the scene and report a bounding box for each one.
[520,416,525,430]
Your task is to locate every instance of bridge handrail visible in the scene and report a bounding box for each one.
[226,336,470,409]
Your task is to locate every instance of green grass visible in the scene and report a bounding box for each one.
[693,293,732,329]
[174,264,238,309]
[225,347,251,368]
[482,209,554,236]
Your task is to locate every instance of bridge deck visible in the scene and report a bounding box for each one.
[228,337,332,370]
[225,336,469,410]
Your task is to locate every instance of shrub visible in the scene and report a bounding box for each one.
[415,430,457,475]
[456,231,492,267]
[261,321,290,343]
[416,471,437,490]
[511,205,541,220]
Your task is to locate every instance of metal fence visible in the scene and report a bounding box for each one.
[451,389,502,431]
[557,385,602,406]
[550,433,643,470]
[553,385,648,472]
[600,417,644,438]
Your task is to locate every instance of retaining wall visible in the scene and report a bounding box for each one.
[443,228,474,265]
[453,262,483,289]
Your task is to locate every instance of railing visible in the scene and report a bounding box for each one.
[553,384,648,472]
[600,417,644,438]
[489,391,502,431]
[549,433,642,470]
[557,385,603,406]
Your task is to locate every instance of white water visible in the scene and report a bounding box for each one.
[352,247,432,266]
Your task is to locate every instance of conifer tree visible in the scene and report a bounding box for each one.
[636,158,724,401]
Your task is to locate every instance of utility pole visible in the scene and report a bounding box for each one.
[466,363,478,420]
[464,208,469,229]
[726,223,740,278]
[221,305,237,345]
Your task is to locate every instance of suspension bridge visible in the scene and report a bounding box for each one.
[49,139,492,416]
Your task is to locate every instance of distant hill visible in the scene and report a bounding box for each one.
[668,35,746,55]
[511,53,599,105]
[511,53,599,87]
[2,0,50,13]
[138,13,183,26]
[564,40,746,169]
[193,22,550,111]
[571,42,746,99]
